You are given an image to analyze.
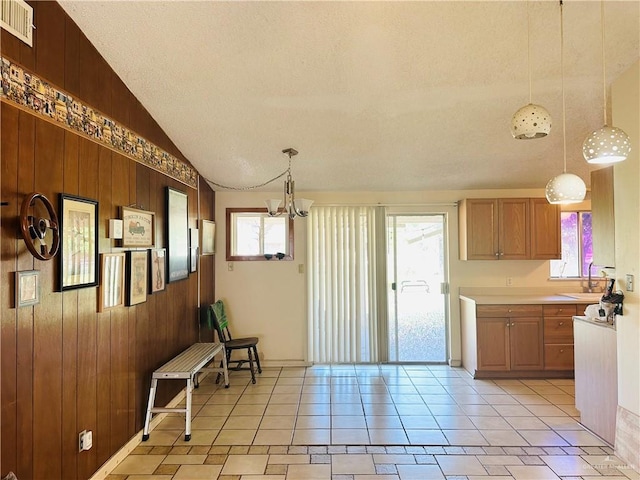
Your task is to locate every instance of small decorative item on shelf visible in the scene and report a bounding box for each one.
[264,252,286,260]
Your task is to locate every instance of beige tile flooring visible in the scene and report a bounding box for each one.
[106,364,638,480]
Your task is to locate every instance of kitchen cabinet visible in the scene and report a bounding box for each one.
[459,198,530,260]
[476,305,544,372]
[459,198,561,261]
[591,166,615,267]
[530,198,562,260]
[543,304,576,370]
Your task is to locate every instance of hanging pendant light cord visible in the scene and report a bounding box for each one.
[527,0,532,103]
[600,0,607,125]
[560,0,567,174]
[205,168,288,191]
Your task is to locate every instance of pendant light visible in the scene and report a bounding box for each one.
[582,1,631,164]
[546,1,586,205]
[511,1,552,139]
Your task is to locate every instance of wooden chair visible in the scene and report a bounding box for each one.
[207,301,262,384]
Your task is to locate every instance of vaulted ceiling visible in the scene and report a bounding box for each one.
[60,1,639,192]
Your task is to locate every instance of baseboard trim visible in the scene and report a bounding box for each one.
[615,405,640,474]
[89,386,188,480]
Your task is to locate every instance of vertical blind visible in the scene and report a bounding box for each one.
[307,206,387,363]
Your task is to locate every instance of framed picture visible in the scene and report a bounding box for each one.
[59,194,99,291]
[98,253,125,312]
[200,219,216,255]
[166,187,189,282]
[126,250,148,306]
[149,248,166,294]
[121,206,155,248]
[15,270,40,308]
[190,247,198,273]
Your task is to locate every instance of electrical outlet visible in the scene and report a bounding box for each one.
[227,262,233,272]
[79,430,93,452]
[298,264,304,274]
[626,274,634,292]
[506,277,513,286]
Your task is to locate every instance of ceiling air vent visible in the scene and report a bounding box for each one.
[1,0,33,46]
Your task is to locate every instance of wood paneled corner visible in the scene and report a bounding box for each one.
[1,4,216,479]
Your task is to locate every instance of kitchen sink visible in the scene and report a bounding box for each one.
[558,292,603,302]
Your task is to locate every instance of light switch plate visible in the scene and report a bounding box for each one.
[626,274,634,292]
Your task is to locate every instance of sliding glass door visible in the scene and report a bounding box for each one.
[387,215,448,362]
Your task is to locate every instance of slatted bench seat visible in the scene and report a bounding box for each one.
[142,342,228,441]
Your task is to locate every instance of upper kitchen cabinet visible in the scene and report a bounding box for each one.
[530,198,561,260]
[459,198,561,260]
[459,198,530,260]
[591,166,615,267]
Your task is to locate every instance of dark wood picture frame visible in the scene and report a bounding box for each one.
[149,248,166,294]
[166,187,189,282]
[59,194,99,291]
[126,250,148,306]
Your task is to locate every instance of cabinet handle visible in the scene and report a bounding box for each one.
[499,252,504,256]
[510,322,515,327]
[560,349,564,353]
[508,309,512,313]
[495,252,500,257]
[506,321,510,327]
[559,321,564,326]
[558,309,563,312]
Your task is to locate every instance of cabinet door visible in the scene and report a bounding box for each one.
[477,318,510,371]
[591,166,615,267]
[460,199,499,260]
[530,198,561,260]
[499,198,530,260]
[510,317,544,370]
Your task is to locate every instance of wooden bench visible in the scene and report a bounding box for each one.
[142,342,229,441]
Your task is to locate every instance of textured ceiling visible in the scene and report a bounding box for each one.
[59,1,639,193]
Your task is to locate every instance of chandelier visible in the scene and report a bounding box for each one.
[265,148,313,219]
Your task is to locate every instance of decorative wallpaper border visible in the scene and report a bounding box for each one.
[1,57,198,189]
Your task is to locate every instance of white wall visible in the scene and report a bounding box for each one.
[215,188,588,365]
[612,60,640,415]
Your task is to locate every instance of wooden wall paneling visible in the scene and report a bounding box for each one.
[61,131,79,480]
[32,119,64,480]
[76,138,99,480]
[0,28,22,61]
[111,78,132,132]
[77,33,104,117]
[35,1,66,87]
[0,104,19,476]
[15,110,35,479]
[110,153,130,452]
[126,158,137,437]
[95,147,112,467]
[64,15,80,96]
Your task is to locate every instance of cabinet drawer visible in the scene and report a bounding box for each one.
[477,304,542,317]
[543,304,577,316]
[545,344,574,370]
[544,317,574,344]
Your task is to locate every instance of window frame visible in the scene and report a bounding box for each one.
[550,210,596,279]
[225,207,294,261]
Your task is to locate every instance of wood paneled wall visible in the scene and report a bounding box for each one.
[1,3,216,479]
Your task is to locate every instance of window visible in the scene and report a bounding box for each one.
[226,208,294,261]
[550,211,599,278]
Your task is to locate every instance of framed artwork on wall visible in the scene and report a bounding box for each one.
[15,270,40,308]
[126,250,148,306]
[200,219,216,255]
[59,194,99,291]
[149,248,166,294]
[98,252,125,312]
[190,247,198,273]
[121,206,155,247]
[166,187,189,282]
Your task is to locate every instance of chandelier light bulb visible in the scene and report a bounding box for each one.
[545,172,586,205]
[511,103,552,139]
[582,125,631,164]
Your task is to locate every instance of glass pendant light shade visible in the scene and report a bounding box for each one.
[582,125,631,164]
[511,103,552,139]
[265,199,282,216]
[545,172,586,204]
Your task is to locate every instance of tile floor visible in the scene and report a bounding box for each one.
[106,364,638,480]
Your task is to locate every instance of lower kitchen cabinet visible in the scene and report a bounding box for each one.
[461,299,577,379]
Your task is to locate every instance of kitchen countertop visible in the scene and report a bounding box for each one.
[459,294,599,305]
[573,315,617,330]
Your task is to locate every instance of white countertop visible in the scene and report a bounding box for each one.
[459,294,598,305]
[573,315,617,330]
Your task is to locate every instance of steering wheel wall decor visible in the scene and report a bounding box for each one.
[20,192,60,261]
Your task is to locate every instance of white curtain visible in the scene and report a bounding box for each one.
[307,206,387,363]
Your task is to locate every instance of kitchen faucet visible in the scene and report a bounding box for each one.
[587,262,599,293]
